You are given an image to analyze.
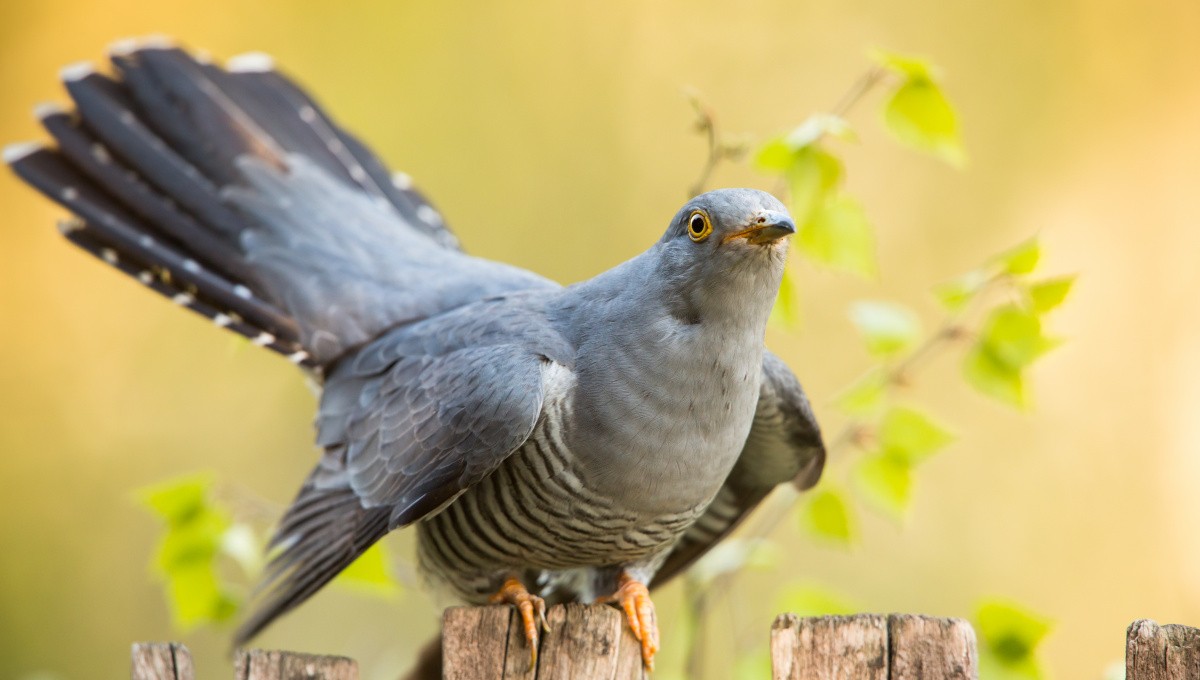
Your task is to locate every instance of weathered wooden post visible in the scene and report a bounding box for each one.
[442,603,646,679]
[770,614,978,680]
[1126,619,1200,679]
[131,643,194,680]
[131,643,357,680]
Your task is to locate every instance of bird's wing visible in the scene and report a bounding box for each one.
[651,349,824,587]
[6,41,553,366]
[235,302,574,644]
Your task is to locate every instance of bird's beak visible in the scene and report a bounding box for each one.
[721,211,797,245]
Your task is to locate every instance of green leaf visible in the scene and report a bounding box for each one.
[882,77,965,167]
[777,582,858,617]
[871,48,939,81]
[848,301,920,356]
[137,473,213,527]
[994,238,1041,276]
[978,305,1058,371]
[335,542,400,599]
[754,137,795,172]
[976,600,1052,680]
[854,451,912,519]
[933,269,990,313]
[769,267,801,329]
[798,195,877,278]
[154,509,230,572]
[136,472,243,630]
[165,564,238,629]
[878,406,954,464]
[835,371,889,415]
[1027,275,1076,314]
[756,115,855,173]
[963,344,1026,407]
[786,146,844,226]
[800,487,855,544]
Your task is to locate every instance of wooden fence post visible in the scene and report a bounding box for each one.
[770,613,977,680]
[131,642,194,680]
[234,650,358,680]
[1126,619,1200,679]
[442,603,646,680]
[131,644,356,680]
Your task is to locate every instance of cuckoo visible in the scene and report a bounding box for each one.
[6,39,825,671]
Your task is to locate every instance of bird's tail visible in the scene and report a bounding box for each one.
[6,38,458,368]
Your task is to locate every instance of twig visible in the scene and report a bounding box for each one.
[830,66,889,119]
[686,90,723,198]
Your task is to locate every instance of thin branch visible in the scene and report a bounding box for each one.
[830,65,889,119]
[686,90,723,198]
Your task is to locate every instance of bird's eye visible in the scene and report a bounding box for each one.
[687,210,712,242]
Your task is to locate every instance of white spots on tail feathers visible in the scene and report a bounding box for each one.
[391,172,413,190]
[100,248,118,265]
[226,52,275,73]
[287,350,310,364]
[252,332,275,346]
[182,259,201,273]
[33,102,66,120]
[233,284,253,299]
[60,187,79,202]
[417,205,442,226]
[137,270,153,285]
[298,106,317,123]
[59,61,96,82]
[91,143,111,164]
[118,110,136,126]
[3,141,45,164]
[107,35,174,57]
[213,313,232,327]
[349,166,368,182]
[56,219,83,234]
[172,292,195,306]
[138,234,154,248]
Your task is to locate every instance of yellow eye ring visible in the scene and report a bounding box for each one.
[687,210,713,242]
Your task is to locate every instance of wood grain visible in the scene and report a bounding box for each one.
[442,603,645,679]
[771,613,889,680]
[887,614,977,679]
[1127,619,1200,679]
[234,649,358,680]
[770,614,978,679]
[131,642,194,680]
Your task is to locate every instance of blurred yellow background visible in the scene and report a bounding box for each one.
[2,1,1198,678]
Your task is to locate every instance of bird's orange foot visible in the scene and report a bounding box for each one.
[602,573,660,672]
[489,576,549,669]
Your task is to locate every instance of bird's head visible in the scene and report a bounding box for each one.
[656,188,794,325]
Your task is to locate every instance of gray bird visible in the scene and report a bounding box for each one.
[6,40,825,671]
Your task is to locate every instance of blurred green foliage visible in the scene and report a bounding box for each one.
[683,48,1070,678]
[977,600,1054,679]
[136,473,240,629]
[136,474,400,632]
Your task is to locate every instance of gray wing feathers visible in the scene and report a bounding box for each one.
[341,344,550,525]
[652,349,824,587]
[237,307,573,643]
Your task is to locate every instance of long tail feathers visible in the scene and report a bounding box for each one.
[5,38,459,369]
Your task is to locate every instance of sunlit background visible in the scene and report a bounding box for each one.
[2,1,1199,678]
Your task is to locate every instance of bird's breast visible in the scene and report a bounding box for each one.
[564,316,765,515]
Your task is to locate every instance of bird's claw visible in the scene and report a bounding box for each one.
[604,574,659,672]
[490,577,547,670]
